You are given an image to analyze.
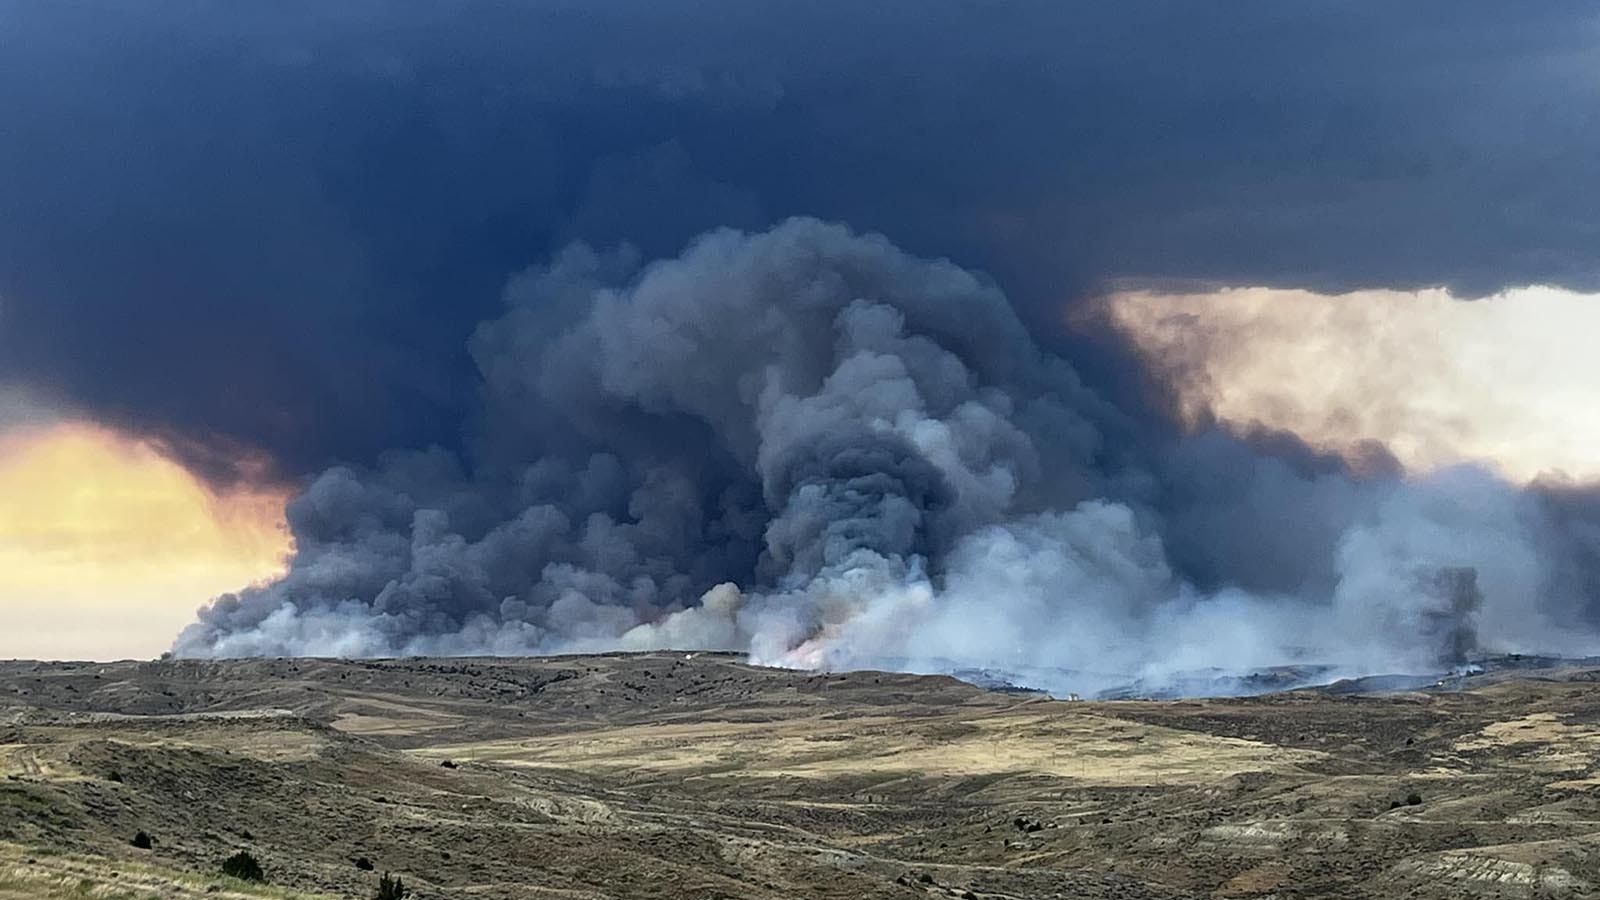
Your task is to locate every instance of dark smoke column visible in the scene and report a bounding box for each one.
[174,219,1113,660]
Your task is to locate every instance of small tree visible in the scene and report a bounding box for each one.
[130,831,153,850]
[375,872,409,900]
[221,850,265,883]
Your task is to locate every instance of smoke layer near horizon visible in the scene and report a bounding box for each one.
[175,220,1600,693]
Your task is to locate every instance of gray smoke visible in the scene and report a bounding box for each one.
[1418,568,1482,669]
[175,219,1600,692]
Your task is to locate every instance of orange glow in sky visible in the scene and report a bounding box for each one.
[0,422,292,660]
[1097,285,1600,485]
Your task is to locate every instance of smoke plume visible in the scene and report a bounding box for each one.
[176,220,1600,693]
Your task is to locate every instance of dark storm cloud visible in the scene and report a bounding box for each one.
[2,1,1597,478]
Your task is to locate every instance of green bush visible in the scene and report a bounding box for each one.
[375,872,409,900]
[221,850,265,883]
[130,831,152,850]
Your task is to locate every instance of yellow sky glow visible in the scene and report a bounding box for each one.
[0,422,291,660]
[1098,284,1600,484]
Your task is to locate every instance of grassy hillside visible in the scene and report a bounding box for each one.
[4,654,1600,898]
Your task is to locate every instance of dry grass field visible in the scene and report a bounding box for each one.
[4,653,1600,898]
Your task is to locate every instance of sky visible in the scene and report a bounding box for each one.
[2,2,1599,669]
[1098,285,1600,484]
[0,421,289,658]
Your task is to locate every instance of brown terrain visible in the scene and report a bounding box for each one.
[3,653,1600,899]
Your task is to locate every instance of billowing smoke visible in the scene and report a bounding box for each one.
[175,219,1600,693]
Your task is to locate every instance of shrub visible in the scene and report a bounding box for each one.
[130,831,152,850]
[221,850,265,883]
[1406,792,1423,807]
[375,872,409,900]
[354,856,374,871]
